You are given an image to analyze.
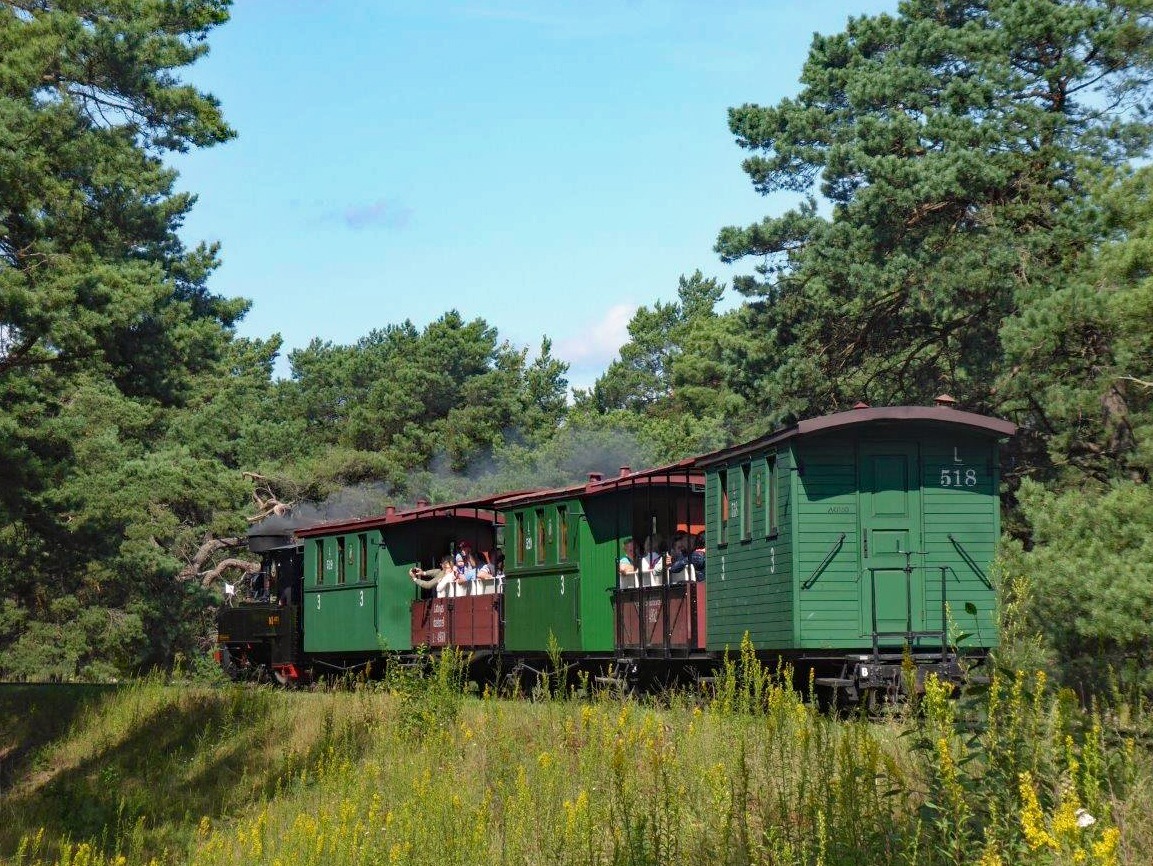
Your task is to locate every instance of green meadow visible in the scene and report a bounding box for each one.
[2,649,1150,866]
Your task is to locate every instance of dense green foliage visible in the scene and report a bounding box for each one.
[0,0,249,678]
[713,0,1153,424]
[279,315,568,488]
[1,0,1151,687]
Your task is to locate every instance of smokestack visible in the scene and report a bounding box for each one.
[415,497,430,508]
[619,466,631,477]
[588,472,603,483]
[934,394,957,407]
[385,505,396,518]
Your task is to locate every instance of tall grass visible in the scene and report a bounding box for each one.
[4,650,1151,866]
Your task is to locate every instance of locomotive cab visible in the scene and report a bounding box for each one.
[216,519,305,683]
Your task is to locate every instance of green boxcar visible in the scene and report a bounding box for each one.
[296,502,502,657]
[699,406,1015,658]
[499,465,703,656]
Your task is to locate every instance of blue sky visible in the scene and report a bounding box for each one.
[173,0,895,389]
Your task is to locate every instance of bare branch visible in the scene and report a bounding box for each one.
[198,557,260,590]
[1119,375,1153,389]
[175,534,245,583]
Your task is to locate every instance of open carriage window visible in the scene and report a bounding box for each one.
[558,505,569,561]
[535,508,546,564]
[765,455,778,537]
[515,512,526,566]
[741,463,752,541]
[718,470,730,545]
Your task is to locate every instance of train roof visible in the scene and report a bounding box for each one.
[694,404,1018,468]
[294,491,524,538]
[493,459,704,509]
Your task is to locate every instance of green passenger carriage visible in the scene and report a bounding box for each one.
[697,403,1015,702]
[294,498,504,671]
[496,464,704,669]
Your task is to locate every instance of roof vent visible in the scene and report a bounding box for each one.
[934,394,957,407]
[588,472,603,483]
[619,466,631,477]
[853,401,870,410]
[385,505,396,518]
[415,497,430,508]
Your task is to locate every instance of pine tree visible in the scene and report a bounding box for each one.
[716,0,1153,424]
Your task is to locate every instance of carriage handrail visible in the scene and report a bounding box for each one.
[947,534,994,589]
[868,560,950,663]
[801,533,846,590]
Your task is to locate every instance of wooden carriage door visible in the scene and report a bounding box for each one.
[859,443,923,640]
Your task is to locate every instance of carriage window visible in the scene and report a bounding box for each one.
[515,512,526,566]
[558,506,569,561]
[535,508,546,564]
[741,463,752,540]
[337,537,346,585]
[718,470,730,544]
[314,540,324,586]
[766,455,778,537]
[358,534,368,581]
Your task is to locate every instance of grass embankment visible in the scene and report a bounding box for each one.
[1,653,1150,866]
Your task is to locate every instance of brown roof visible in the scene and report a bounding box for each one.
[493,458,704,509]
[694,405,1018,467]
[294,492,517,538]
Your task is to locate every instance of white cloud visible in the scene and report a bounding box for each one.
[554,302,636,375]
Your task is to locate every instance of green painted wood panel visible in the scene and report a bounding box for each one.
[707,450,794,651]
[303,585,378,652]
[857,441,924,641]
[793,441,863,649]
[501,491,656,654]
[502,496,591,653]
[374,529,423,652]
[502,569,582,652]
[303,530,383,653]
[920,436,1002,650]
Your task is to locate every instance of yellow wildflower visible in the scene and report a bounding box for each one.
[1052,788,1083,844]
[1019,772,1056,851]
[977,840,1003,866]
[1093,827,1120,866]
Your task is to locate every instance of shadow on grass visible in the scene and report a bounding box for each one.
[0,685,123,795]
[0,685,377,862]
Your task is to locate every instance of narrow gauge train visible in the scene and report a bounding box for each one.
[216,402,1015,703]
